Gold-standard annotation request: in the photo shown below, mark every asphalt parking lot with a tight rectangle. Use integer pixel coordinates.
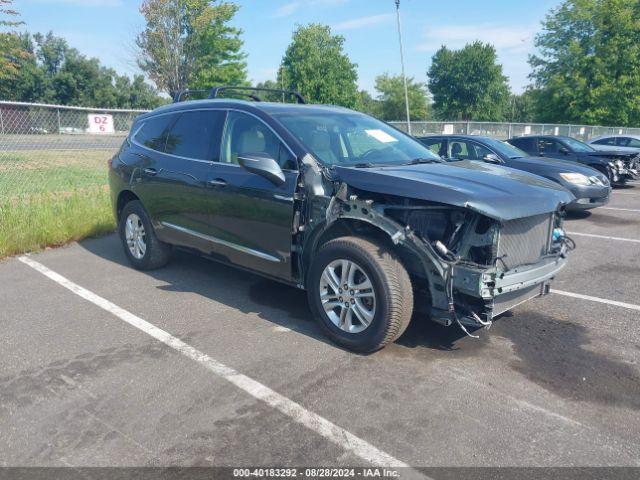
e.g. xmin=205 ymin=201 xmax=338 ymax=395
xmin=1 ymin=186 xmax=639 ymax=470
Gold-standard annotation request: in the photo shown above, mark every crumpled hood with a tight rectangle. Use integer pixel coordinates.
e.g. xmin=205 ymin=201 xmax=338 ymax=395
xmin=333 ymin=160 xmax=575 ymax=221
xmin=584 ymin=150 xmax=635 ymax=160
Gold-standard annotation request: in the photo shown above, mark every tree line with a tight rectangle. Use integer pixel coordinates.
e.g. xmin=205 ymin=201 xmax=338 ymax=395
xmin=1 ymin=0 xmax=639 ymax=127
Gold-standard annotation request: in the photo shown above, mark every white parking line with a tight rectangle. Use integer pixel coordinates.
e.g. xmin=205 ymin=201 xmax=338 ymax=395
xmin=18 ymin=255 xmax=413 ymax=470
xmin=567 ymin=231 xmax=640 ymax=244
xmin=600 ymin=207 xmax=640 ymax=212
xmin=552 ymin=289 xmax=640 ymax=312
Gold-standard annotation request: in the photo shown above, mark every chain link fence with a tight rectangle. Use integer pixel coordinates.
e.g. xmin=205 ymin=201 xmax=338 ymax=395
xmin=0 ymin=101 xmax=148 ymax=256
xmin=0 ymin=101 xmax=147 ymax=198
xmin=389 ymin=120 xmax=640 ymax=141
xmin=2 ymin=100 xmax=640 ymax=256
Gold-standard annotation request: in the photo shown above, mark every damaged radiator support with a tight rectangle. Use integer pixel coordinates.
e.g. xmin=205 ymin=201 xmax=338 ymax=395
xmin=322 ymin=184 xmax=569 ymax=337
xmin=324 ymin=185 xmax=493 ymax=336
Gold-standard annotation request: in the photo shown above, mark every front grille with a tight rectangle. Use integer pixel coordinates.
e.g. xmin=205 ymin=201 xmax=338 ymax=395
xmin=497 ymin=214 xmax=552 ymax=270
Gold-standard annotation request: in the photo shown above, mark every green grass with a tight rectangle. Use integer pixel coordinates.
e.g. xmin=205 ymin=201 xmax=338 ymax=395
xmin=0 ymin=149 xmax=116 ymax=258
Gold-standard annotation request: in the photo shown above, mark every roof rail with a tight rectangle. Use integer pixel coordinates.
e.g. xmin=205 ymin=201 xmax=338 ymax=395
xmin=173 ymin=86 xmax=306 ymax=104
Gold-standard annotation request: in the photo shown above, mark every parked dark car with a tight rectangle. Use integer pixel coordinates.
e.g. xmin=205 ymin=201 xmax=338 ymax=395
xmin=109 ymin=86 xmax=574 ymax=352
xmin=417 ymin=135 xmax=611 ymax=211
xmin=507 ymin=135 xmax=638 ymax=185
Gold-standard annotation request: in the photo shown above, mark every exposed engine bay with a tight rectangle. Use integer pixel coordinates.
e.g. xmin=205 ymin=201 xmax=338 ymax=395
xmin=292 ymin=154 xmax=574 ymax=337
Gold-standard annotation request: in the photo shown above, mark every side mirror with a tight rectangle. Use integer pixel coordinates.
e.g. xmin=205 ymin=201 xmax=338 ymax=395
xmin=482 ymin=153 xmax=503 ymax=164
xmin=238 ymin=153 xmax=286 ymax=186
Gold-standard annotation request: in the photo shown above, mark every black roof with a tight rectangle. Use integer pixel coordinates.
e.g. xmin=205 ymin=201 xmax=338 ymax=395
xmin=137 ymin=98 xmax=354 ymax=121
xmin=418 ymin=134 xmax=496 ymax=142
xmin=509 ymin=135 xmax=572 ymax=141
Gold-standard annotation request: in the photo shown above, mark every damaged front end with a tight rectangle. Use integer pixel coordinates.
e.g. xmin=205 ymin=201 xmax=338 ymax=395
xmin=295 ymin=157 xmax=573 ymax=335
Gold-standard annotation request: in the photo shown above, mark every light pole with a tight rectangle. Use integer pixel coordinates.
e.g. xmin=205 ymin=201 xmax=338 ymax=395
xmin=395 ymin=0 xmax=411 ymax=134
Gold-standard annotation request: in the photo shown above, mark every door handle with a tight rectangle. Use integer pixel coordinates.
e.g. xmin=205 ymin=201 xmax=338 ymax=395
xmin=208 ymin=178 xmax=227 ymax=187
xmin=143 ymin=167 xmax=157 ymax=176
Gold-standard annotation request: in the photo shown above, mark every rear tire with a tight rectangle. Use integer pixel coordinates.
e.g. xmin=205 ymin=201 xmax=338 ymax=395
xmin=118 ymin=200 xmax=170 ymax=270
xmin=307 ymin=236 xmax=413 ymax=353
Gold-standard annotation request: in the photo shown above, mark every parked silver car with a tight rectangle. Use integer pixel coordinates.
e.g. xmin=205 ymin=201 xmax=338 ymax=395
xmin=588 ymin=134 xmax=640 ymax=153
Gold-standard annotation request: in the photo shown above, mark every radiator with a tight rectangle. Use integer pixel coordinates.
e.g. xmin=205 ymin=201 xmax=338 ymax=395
xmin=496 ymin=214 xmax=552 ymax=270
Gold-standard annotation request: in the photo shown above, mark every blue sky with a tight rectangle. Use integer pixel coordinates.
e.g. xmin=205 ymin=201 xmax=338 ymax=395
xmin=16 ymin=0 xmax=561 ymax=94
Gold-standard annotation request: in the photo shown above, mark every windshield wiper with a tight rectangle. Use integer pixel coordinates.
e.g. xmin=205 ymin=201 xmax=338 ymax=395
xmin=353 ymin=162 xmax=375 ymax=168
xmin=405 ymin=158 xmax=441 ymax=165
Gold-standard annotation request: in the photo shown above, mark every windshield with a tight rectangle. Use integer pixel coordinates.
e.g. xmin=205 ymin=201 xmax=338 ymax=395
xmin=562 ymin=137 xmax=596 ymax=153
xmin=482 ymin=138 xmax=528 ymax=159
xmin=273 ymin=111 xmax=443 ymax=167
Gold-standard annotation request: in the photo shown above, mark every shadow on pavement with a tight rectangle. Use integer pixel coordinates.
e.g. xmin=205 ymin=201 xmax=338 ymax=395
xmin=79 ymin=234 xmax=477 ymax=355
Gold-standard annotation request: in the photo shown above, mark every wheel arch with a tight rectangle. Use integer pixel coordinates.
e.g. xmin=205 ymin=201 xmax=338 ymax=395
xmin=116 ymin=190 xmax=141 ymax=220
xmin=301 ymin=217 xmax=432 ymax=291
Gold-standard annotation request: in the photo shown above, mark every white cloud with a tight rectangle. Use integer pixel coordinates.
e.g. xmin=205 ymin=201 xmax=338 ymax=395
xmin=273 ymin=2 xmax=301 ymax=18
xmin=333 ymin=13 xmax=393 ymax=31
xmin=272 ymin=0 xmax=349 ymax=18
xmin=417 ymin=23 xmax=537 ymax=54
xmin=417 ymin=22 xmax=539 ymax=92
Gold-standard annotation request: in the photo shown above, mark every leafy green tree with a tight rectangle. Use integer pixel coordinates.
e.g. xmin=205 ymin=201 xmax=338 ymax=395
xmin=279 ymin=24 xmax=359 ymax=107
xmin=530 ymin=0 xmax=640 ymax=126
xmin=0 ymin=0 xmax=28 ymax=80
xmin=356 ymin=89 xmax=381 ymax=118
xmin=506 ymin=91 xmax=539 ymax=123
xmin=136 ymin=0 xmax=247 ymax=98
xmin=1 ymin=31 xmax=163 ymax=109
xmin=0 ymin=33 xmax=47 ymax=101
xmin=374 ymin=73 xmax=431 ymax=121
xmin=253 ymin=79 xmax=288 ymax=102
xmin=428 ymin=41 xmax=510 ymax=121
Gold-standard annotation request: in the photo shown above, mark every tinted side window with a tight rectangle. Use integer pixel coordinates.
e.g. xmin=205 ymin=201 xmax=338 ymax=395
xmin=448 ymin=140 xmax=491 ymax=160
xmin=419 ymin=138 xmax=443 ymax=156
xmin=469 ymin=142 xmax=492 ymax=160
xmin=164 ymin=110 xmax=226 ymax=161
xmin=619 ymin=137 xmax=640 ymax=148
xmin=221 ymin=111 xmax=297 ymax=170
xmin=449 ymin=140 xmax=469 ymax=159
xmin=539 ymin=138 xmax=560 ymax=154
xmin=510 ymin=137 xmax=536 ymax=153
xmin=134 ymin=115 xmax=174 ymax=152
xmin=593 ymin=137 xmax=616 ymax=146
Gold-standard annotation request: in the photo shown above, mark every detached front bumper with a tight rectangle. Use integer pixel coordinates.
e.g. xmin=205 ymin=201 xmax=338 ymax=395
xmin=430 ymin=255 xmax=568 ymax=327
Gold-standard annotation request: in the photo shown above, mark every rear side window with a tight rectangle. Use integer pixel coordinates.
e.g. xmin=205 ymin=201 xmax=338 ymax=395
xmin=510 ymin=137 xmax=536 ymax=153
xmin=164 ymin=110 xmax=226 ymax=161
xmin=134 ymin=115 xmax=174 ymax=152
xmin=619 ymin=137 xmax=640 ymax=148
xmin=593 ymin=137 xmax=616 ymax=146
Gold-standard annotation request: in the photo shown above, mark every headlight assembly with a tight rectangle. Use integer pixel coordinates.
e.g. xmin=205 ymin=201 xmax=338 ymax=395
xmin=559 ymin=172 xmax=591 ymax=185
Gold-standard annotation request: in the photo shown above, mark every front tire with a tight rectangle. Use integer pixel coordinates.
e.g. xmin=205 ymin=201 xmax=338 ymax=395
xmin=307 ymin=236 xmax=413 ymax=353
xmin=118 ymin=200 xmax=170 ymax=270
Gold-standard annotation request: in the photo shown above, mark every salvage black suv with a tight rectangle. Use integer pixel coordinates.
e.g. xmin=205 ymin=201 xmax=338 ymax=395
xmin=109 ymin=87 xmax=575 ymax=352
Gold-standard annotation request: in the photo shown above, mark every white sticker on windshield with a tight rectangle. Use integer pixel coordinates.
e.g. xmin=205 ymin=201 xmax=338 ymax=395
xmin=365 ymin=129 xmax=398 ymax=143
